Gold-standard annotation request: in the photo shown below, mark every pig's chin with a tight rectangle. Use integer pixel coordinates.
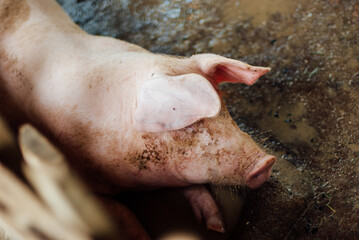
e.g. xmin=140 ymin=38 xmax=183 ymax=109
xmin=209 ymin=178 xmax=246 ymax=188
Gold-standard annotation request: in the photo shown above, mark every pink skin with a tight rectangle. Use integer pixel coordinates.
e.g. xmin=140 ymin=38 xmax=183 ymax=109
xmin=183 ymin=186 xmax=226 ymax=233
xmin=0 ymin=0 xmax=276 ymax=237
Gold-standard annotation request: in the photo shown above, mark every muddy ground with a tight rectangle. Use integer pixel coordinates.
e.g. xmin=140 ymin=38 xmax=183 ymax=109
xmin=58 ymin=0 xmax=359 ymax=239
xmin=1 ymin=0 xmax=358 ymax=239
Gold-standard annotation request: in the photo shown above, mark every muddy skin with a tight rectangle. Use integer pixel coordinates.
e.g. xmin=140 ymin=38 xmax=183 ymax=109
xmin=0 ymin=0 xmax=30 ymax=35
xmin=0 ymin=1 xmax=30 ymax=125
xmin=134 ymin=105 xmax=264 ymax=186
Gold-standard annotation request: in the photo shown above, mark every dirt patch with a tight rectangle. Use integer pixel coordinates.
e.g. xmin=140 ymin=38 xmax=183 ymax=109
xmin=218 ymin=0 xmax=310 ymax=26
xmin=0 ymin=0 xmax=30 ymax=35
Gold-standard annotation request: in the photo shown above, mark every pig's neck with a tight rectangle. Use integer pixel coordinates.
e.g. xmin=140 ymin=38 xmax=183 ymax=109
xmin=0 ymin=0 xmax=143 ymax=125
xmin=0 ymin=0 xmax=79 ymax=121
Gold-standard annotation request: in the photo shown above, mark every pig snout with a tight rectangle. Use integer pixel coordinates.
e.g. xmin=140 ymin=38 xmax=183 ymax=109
xmin=211 ymin=118 xmax=277 ymax=188
xmin=245 ymin=155 xmax=276 ymax=189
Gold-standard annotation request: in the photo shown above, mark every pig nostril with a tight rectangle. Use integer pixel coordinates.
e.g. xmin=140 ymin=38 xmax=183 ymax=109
xmin=245 ymin=155 xmax=276 ymax=189
xmin=251 ymin=173 xmax=261 ymax=179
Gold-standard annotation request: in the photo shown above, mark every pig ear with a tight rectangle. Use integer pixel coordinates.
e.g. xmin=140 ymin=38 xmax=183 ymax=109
xmin=191 ymin=54 xmax=271 ymax=85
xmin=134 ymin=74 xmax=221 ymax=132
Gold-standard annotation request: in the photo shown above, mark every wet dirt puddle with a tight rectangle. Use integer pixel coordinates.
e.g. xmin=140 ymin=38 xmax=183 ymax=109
xmin=217 ymin=0 xmax=310 ymax=26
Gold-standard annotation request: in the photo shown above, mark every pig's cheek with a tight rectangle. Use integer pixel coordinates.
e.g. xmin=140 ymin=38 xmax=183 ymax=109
xmin=163 ymin=142 xmax=225 ymax=183
xmin=203 ymin=149 xmax=247 ymax=185
xmin=170 ymin=150 xmax=209 ymax=184
xmin=167 ymin=144 xmax=238 ymax=184
xmin=131 ymin=132 xmax=202 ymax=183
xmin=129 ymin=135 xmax=170 ymax=171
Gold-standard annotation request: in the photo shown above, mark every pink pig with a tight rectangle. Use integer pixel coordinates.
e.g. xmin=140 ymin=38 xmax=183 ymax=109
xmin=0 ymin=0 xmax=276 ymax=238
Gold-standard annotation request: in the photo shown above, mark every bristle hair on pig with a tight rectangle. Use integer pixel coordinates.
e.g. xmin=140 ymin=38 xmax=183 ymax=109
xmin=0 ymin=0 xmax=276 ymax=237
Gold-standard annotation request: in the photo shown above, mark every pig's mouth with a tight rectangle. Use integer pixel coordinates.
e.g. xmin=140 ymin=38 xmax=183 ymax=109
xmin=245 ymin=155 xmax=276 ymax=189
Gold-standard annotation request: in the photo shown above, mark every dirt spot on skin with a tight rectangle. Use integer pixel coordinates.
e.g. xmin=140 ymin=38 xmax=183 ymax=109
xmin=0 ymin=0 xmax=30 ymax=35
xmin=0 ymin=201 xmax=9 ymax=214
xmin=130 ymin=134 xmax=169 ymax=170
xmin=0 ymin=45 xmax=33 ymax=94
xmin=0 ymin=47 xmax=32 ymax=129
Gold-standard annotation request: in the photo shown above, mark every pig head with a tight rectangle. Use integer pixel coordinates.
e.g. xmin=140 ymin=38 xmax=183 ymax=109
xmin=129 ymin=53 xmax=276 ymax=190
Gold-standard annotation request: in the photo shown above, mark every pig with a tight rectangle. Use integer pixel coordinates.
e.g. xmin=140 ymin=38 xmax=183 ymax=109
xmin=0 ymin=0 xmax=276 ymax=238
